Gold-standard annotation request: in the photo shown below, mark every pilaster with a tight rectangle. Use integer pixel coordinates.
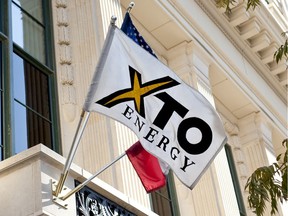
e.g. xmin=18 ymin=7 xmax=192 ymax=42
xmin=223 ymin=119 xmax=250 ymax=212
xmin=238 ymin=112 xmax=275 ymax=173
xmin=55 ymin=0 xmax=76 ymax=123
xmin=238 ymin=112 xmax=280 ymax=215
xmin=99 ymin=0 xmax=123 ymax=36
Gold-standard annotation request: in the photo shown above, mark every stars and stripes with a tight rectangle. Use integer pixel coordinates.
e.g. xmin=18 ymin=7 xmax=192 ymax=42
xmin=121 ymin=13 xmax=157 ymax=57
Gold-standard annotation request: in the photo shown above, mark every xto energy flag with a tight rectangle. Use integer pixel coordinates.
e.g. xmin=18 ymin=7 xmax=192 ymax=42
xmin=84 ymin=24 xmax=227 ymax=189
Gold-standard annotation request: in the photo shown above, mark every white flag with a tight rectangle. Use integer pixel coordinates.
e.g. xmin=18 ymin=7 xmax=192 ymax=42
xmin=84 ymin=25 xmax=227 ymax=189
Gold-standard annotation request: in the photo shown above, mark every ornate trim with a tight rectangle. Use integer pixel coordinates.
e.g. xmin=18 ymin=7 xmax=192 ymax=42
xmin=55 ymin=0 xmax=76 ymax=121
xmin=195 ymin=0 xmax=287 ymax=99
xmin=75 ymin=181 xmax=135 ymax=216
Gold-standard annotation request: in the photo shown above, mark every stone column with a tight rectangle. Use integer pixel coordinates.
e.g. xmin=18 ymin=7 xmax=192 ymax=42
xmin=238 ymin=112 xmax=284 ymax=215
xmin=98 ymin=0 xmax=123 ymax=36
xmin=238 ymin=112 xmax=275 ymax=173
xmin=223 ymin=119 xmax=250 ymax=212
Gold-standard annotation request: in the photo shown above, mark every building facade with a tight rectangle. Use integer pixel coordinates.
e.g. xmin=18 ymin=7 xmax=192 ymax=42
xmin=0 ymin=0 xmax=287 ymax=215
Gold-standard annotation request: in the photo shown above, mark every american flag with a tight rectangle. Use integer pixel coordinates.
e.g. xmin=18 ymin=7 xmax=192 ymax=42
xmin=121 ymin=12 xmax=157 ymax=58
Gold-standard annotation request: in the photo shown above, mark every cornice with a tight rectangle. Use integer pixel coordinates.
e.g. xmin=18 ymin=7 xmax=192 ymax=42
xmin=195 ymin=0 xmax=287 ymax=103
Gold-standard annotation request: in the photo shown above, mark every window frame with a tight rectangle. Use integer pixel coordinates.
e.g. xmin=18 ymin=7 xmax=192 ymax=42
xmin=0 ymin=42 xmax=3 ymax=160
xmin=225 ymin=144 xmax=247 ymax=216
xmin=150 ymin=172 xmax=180 ymax=216
xmin=0 ymin=0 xmax=61 ymax=159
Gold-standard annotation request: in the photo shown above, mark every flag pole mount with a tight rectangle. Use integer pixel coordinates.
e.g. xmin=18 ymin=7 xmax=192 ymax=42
xmin=51 ymin=179 xmax=68 ymax=209
xmin=127 ymin=2 xmax=135 ymax=13
xmin=53 ymin=110 xmax=91 ymax=197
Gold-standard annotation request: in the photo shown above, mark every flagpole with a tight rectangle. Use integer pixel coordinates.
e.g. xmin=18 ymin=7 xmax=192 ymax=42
xmin=54 ymin=110 xmax=91 ymax=197
xmin=61 ymin=152 xmax=126 ymax=201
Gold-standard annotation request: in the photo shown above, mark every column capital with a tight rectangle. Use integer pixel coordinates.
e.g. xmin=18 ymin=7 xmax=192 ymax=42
xmin=223 ymin=119 xmax=239 ymax=136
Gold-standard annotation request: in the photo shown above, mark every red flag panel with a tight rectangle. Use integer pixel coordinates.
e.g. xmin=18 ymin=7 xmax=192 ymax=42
xmin=126 ymin=141 xmax=166 ymax=193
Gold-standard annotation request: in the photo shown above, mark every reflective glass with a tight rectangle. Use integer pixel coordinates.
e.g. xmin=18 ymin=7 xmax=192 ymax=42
xmin=13 ymin=52 xmax=52 ymax=153
xmin=0 ymin=2 xmax=2 ymax=32
xmin=14 ymin=101 xmax=52 ymax=154
xmin=151 ymin=186 xmax=173 ymax=216
xmin=12 ymin=1 xmax=45 ymax=64
xmin=13 ymin=0 xmax=43 ymax=23
xmin=0 ymin=93 xmax=2 ymax=160
xmin=0 ymin=42 xmax=1 ymax=89
xmin=13 ymin=53 xmax=51 ymax=119
xmin=0 ymin=42 xmax=2 ymax=160
xmin=14 ymin=101 xmax=28 ymax=153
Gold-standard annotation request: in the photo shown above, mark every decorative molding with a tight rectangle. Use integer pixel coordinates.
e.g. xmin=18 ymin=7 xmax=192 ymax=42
xmin=165 ymin=41 xmax=197 ymax=86
xmin=75 ymin=181 xmax=135 ymax=216
xmin=55 ymin=0 xmax=76 ymax=122
xmin=220 ymin=115 xmax=249 ymax=189
xmin=195 ymin=0 xmax=287 ymax=101
xmin=223 ymin=120 xmax=239 ymax=136
xmin=255 ymin=112 xmax=275 ymax=154
xmin=56 ymin=0 xmax=67 ymax=9
xmin=57 ymin=26 xmax=70 ymax=45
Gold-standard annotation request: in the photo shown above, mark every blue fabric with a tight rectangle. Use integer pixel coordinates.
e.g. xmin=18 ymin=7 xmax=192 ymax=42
xmin=121 ymin=13 xmax=157 ymax=58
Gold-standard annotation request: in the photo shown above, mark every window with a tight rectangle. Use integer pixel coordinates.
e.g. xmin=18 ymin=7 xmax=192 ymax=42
xmin=0 ymin=2 xmax=2 ymax=32
xmin=12 ymin=0 xmax=45 ymax=64
xmin=0 ymin=42 xmax=2 ymax=160
xmin=151 ymin=173 xmax=180 ymax=216
xmin=0 ymin=0 xmax=60 ymax=160
xmin=13 ymin=52 xmax=52 ymax=153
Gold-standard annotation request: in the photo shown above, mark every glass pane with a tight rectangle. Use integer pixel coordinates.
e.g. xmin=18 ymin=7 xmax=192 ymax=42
xmin=14 ymin=101 xmax=52 ymax=154
xmin=13 ymin=0 xmax=44 ymax=23
xmin=0 ymin=2 xmax=2 ymax=32
xmin=0 ymin=93 xmax=2 ymax=161
xmin=0 ymin=42 xmax=2 ymax=160
xmin=0 ymin=40 xmax=2 ymax=88
xmin=13 ymin=53 xmax=51 ymax=119
xmin=151 ymin=186 xmax=173 ymax=216
xmin=14 ymin=101 xmax=28 ymax=153
xmin=12 ymin=2 xmax=45 ymax=64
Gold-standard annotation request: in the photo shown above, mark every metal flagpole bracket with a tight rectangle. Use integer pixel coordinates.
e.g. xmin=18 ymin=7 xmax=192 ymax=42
xmin=51 ymin=179 xmax=69 ymax=209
